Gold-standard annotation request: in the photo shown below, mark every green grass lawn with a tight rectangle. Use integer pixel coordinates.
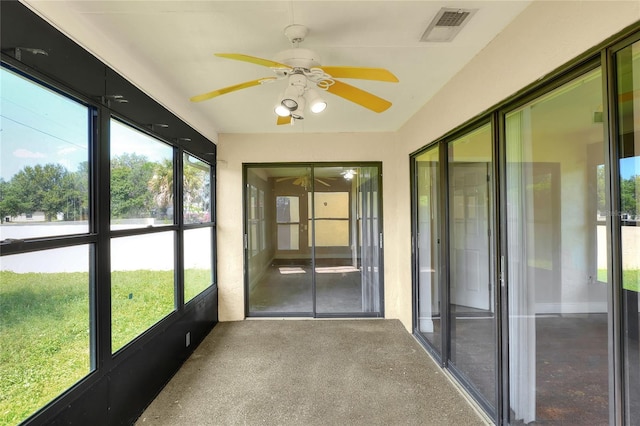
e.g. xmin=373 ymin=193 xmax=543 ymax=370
xmin=1 ymin=268 xmax=211 ymax=426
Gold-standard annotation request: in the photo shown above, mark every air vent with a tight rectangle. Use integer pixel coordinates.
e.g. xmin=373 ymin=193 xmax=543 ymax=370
xmin=420 ymin=8 xmax=477 ymax=42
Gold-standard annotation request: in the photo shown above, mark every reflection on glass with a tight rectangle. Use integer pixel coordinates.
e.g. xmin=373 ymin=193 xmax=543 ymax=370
xmin=616 ymin=40 xmax=640 ymax=423
xmin=447 ymin=124 xmax=496 ymax=410
xmin=506 ymin=68 xmax=608 ymax=424
xmin=110 ymin=119 xmax=173 ymax=229
xmin=184 ymin=228 xmax=213 ymax=303
xmin=0 ymin=67 xmax=89 ymax=240
xmin=111 ymin=232 xmax=175 ymax=352
xmin=0 ymin=246 xmax=92 ymax=424
xmin=416 ymin=146 xmax=441 ymax=355
xmin=183 ymin=153 xmax=211 ymax=224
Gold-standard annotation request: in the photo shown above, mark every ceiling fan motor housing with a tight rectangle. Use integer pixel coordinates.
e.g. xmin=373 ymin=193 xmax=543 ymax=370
xmin=274 ymin=48 xmax=321 ymax=70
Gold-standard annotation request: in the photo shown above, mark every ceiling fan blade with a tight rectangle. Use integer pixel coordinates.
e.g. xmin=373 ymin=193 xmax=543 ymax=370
xmin=324 ymin=80 xmax=392 ymax=113
xmin=315 ymin=178 xmax=331 ymax=187
xmin=318 ymin=66 xmax=399 ymax=82
xmin=190 ymin=77 xmax=276 ymax=102
xmin=277 ymin=115 xmax=292 ymax=126
xmin=216 ymin=53 xmax=291 ymax=70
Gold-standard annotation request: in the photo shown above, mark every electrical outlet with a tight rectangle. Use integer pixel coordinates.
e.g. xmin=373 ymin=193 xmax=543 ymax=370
xmin=185 ymin=331 xmax=191 ymax=347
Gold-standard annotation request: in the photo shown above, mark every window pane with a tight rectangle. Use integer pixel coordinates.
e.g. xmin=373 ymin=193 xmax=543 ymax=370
xmin=276 ymin=196 xmax=299 ymax=223
xmin=184 ymin=228 xmax=213 ymax=303
xmin=616 ymin=39 xmax=640 ymax=423
xmin=0 ymin=67 xmax=89 ymax=239
xmin=183 ymin=153 xmax=211 ymax=224
xmin=415 ymin=146 xmax=441 ymax=355
xmin=447 ymin=123 xmax=496 ymax=410
xmin=111 ymin=232 xmax=175 ymax=352
xmin=311 ymin=220 xmax=349 ymax=246
xmin=506 ymin=68 xmax=608 ymax=424
xmin=277 ymin=224 xmax=300 ymax=250
xmin=0 ymin=246 xmax=92 ymax=424
xmin=110 ymin=120 xmax=173 ymax=229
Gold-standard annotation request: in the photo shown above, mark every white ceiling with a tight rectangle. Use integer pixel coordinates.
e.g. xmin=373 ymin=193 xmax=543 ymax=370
xmin=23 ymin=0 xmax=532 ymax=140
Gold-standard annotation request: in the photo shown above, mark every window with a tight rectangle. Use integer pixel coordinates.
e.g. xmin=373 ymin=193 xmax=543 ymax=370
xmin=309 ymin=192 xmax=350 ymax=247
xmin=276 ymin=195 xmax=301 ymax=250
xmin=184 ymin=227 xmax=213 ymax=303
xmin=0 ymin=67 xmax=89 ymax=239
xmin=0 ymin=66 xmax=94 ymax=424
xmin=183 ymin=153 xmax=211 ymax=224
xmin=0 ymin=247 xmax=93 ymax=424
xmin=110 ymin=119 xmax=174 ymax=229
xmin=111 ymin=232 xmax=175 ymax=353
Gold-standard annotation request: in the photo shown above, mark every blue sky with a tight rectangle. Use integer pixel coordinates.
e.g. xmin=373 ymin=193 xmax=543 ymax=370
xmin=1 ymin=68 xmax=172 ymax=182
xmin=620 ymin=157 xmax=639 ymax=180
xmin=1 ymin=67 xmax=89 ymax=181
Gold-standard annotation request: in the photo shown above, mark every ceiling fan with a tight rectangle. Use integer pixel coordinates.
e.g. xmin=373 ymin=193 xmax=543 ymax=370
xmin=190 ymin=24 xmax=399 ymax=125
xmin=276 ymin=175 xmax=334 ymax=190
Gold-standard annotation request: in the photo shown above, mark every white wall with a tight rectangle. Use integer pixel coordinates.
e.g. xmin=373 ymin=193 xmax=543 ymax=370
xmin=217 ymin=132 xmax=397 ymax=321
xmin=217 ymin=1 xmax=640 ymax=331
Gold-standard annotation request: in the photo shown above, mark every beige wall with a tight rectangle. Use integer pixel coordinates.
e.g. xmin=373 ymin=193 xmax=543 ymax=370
xmin=218 ymin=1 xmax=640 ymax=331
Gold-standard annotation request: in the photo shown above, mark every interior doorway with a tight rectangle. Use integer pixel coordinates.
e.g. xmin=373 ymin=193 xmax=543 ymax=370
xmin=244 ymin=163 xmax=383 ymax=317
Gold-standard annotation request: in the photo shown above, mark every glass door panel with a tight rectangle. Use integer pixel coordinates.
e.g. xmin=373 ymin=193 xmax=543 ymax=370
xmin=505 ymin=68 xmax=609 ymax=425
xmin=415 ymin=146 xmax=442 ymax=355
xmin=314 ymin=166 xmax=382 ymax=314
xmin=247 ymin=166 xmax=313 ymax=314
xmin=447 ymin=124 xmax=497 ymax=410
xmin=615 ymin=39 xmax=640 ymax=424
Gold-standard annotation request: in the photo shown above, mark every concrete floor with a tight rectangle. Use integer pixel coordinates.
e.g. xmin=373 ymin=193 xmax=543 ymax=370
xmin=135 ymin=320 xmax=490 ymax=425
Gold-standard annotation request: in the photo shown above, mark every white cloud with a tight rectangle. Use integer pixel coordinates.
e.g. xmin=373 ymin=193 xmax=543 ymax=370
xmin=13 ymin=148 xmax=46 ymax=158
xmin=57 ymin=146 xmax=78 ymax=155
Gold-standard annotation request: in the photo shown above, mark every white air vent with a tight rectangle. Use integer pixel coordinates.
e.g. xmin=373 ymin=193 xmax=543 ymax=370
xmin=421 ymin=8 xmax=477 ymax=42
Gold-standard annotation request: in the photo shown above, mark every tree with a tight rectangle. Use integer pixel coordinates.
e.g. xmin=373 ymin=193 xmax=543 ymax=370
xmin=0 ymin=178 xmax=28 ymax=223
xmin=148 ymin=158 xmax=173 ymax=219
xmin=620 ymin=174 xmax=638 ymax=218
xmin=110 ymin=153 xmax=155 ymax=218
xmin=8 ymin=164 xmax=80 ymax=221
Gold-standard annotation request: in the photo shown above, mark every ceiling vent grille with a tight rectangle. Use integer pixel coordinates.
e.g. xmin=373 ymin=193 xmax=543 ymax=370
xmin=420 ymin=8 xmax=477 ymax=42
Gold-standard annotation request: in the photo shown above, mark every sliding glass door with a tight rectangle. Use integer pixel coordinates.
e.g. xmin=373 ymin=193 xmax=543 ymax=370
xmin=245 ymin=164 xmax=383 ymax=317
xmin=415 ymin=145 xmax=442 ymax=356
xmin=447 ymin=124 xmax=497 ymax=411
xmin=505 ymin=67 xmax=609 ymax=425
xmin=614 ymin=37 xmax=640 ymax=424
xmin=413 ymin=123 xmax=498 ymax=417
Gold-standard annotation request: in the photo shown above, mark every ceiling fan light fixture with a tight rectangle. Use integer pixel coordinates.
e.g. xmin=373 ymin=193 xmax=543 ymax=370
xmin=290 ymin=94 xmax=305 ymax=120
xmin=275 ymin=104 xmax=291 ymax=117
xmin=306 ymin=89 xmax=327 ymax=113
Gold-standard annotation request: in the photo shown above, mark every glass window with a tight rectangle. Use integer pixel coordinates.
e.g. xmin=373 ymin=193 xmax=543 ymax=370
xmin=615 ymin=39 xmax=640 ymax=424
xmin=111 ymin=232 xmax=175 ymax=352
xmin=415 ymin=146 xmax=442 ymax=355
xmin=276 ymin=196 xmax=300 ymax=250
xmin=184 ymin=227 xmax=213 ymax=303
xmin=110 ymin=119 xmax=173 ymax=229
xmin=0 ymin=246 xmax=92 ymax=424
xmin=309 ymin=192 xmax=350 ymax=247
xmin=0 ymin=67 xmax=89 ymax=239
xmin=183 ymin=153 xmax=211 ymax=224
xmin=505 ymin=68 xmax=608 ymax=425
xmin=447 ymin=124 xmax=496 ymax=410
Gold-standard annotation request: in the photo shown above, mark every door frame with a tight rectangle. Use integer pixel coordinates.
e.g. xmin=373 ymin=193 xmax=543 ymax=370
xmin=243 ymin=162 xmax=385 ymax=318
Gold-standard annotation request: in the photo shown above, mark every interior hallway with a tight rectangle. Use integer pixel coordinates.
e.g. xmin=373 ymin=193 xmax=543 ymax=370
xmin=135 ymin=320 xmax=489 ymax=425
